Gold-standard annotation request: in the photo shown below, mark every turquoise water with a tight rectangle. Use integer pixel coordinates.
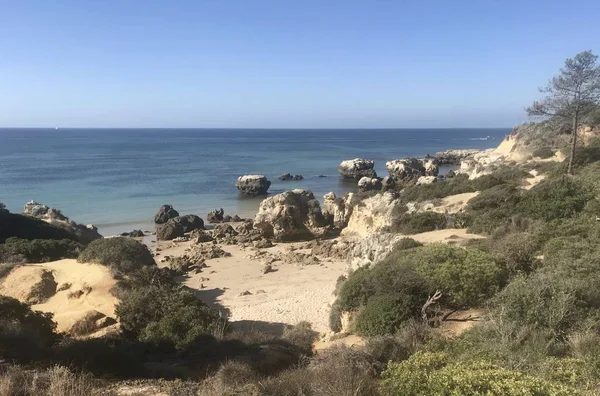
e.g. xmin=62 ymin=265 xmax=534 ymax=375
xmin=0 ymin=128 xmax=508 ymax=235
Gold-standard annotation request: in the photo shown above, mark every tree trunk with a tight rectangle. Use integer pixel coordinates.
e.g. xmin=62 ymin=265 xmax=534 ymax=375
xmin=567 ymin=111 xmax=579 ymax=175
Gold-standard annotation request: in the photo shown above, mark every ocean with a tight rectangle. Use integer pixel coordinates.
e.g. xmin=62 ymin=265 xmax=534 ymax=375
xmin=0 ymin=128 xmax=509 ymax=235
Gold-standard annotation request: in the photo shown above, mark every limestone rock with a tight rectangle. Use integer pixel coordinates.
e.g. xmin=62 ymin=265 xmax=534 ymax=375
xmin=341 ymin=192 xmax=400 ymax=238
xmin=338 ymin=158 xmax=377 ymax=180
xmin=385 ymin=158 xmax=425 ymax=182
xmin=381 ymin=176 xmax=396 ymax=191
xmin=357 ymin=177 xmax=382 ymax=192
xmin=154 ymin=205 xmax=179 ymax=224
xmin=171 ymin=215 xmax=204 ymax=233
xmin=321 ymin=192 xmax=355 ymax=230
xmin=254 ymin=189 xmax=328 ymax=241
xmin=435 ymin=149 xmax=482 ymax=165
xmin=279 ymin=173 xmax=304 ymax=181
xmin=416 ymin=175 xmax=437 ymax=185
xmin=236 ymin=175 xmax=271 ymax=196
xmin=207 ymin=208 xmax=225 ymax=223
xmin=23 ymin=201 xmax=102 ymax=244
xmin=422 ymin=157 xmax=440 ymax=176
xmin=190 ymin=229 xmax=213 ymax=243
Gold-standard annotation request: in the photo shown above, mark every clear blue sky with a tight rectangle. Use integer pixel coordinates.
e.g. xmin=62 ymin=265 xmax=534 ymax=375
xmin=1 ymin=0 xmax=598 ymax=128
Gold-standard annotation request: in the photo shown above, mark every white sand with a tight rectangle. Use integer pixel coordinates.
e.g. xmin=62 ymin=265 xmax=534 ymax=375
xmin=0 ymin=259 xmax=118 ymax=333
xmin=410 ymin=228 xmax=485 ymax=244
xmin=157 ymin=242 xmax=347 ymax=334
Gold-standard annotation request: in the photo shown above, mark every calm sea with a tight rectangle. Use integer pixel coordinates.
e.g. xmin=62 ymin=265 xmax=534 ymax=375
xmin=0 ymin=128 xmax=509 ymax=235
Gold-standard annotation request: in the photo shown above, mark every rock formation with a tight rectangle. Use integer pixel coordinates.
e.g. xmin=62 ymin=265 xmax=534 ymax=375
xmin=385 ymin=158 xmax=426 ymax=182
xmin=321 ymin=192 xmax=356 ymax=230
xmin=171 ymin=214 xmax=205 ymax=233
xmin=422 ymin=157 xmax=440 ymax=176
xmin=154 ymin=205 xmax=179 ymax=224
xmin=338 ymin=158 xmax=377 ymax=180
xmin=435 ymin=149 xmax=482 ymax=165
xmin=381 ymin=176 xmax=396 ymax=191
xmin=279 ymin=173 xmax=304 ymax=181
xmin=341 ymin=192 xmax=401 ymax=238
xmin=207 ymin=208 xmax=224 ymax=223
xmin=156 ymin=218 xmax=185 ymax=240
xmin=357 ymin=177 xmax=382 ymax=192
xmin=22 ymin=201 xmax=101 ymax=244
xmin=416 ymin=175 xmax=437 ymax=185
xmin=254 ymin=189 xmax=329 ymax=241
xmin=236 ymin=175 xmax=271 ymax=196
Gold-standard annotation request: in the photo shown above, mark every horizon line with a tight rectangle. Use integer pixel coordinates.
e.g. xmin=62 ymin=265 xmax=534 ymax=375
xmin=0 ymin=126 xmax=515 ymax=130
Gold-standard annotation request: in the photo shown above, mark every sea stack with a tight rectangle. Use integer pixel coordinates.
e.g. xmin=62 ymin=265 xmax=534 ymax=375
xmin=235 ymin=175 xmax=271 ymax=196
xmin=338 ymin=158 xmax=377 ymax=180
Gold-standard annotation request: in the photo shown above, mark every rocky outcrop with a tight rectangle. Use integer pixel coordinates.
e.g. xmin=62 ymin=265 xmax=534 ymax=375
xmin=338 ymin=158 xmax=377 ymax=180
xmin=254 ymin=189 xmax=328 ymax=241
xmin=207 ymin=208 xmax=224 ymax=223
xmin=22 ymin=201 xmax=101 ymax=244
xmin=341 ymin=192 xmax=401 ymax=238
xmin=385 ymin=158 xmax=426 ymax=182
xmin=171 ymin=215 xmax=204 ymax=233
xmin=121 ymin=230 xmax=144 ymax=238
xmin=381 ymin=176 xmax=396 ymax=191
xmin=156 ymin=218 xmax=185 ymax=240
xmin=236 ymin=175 xmax=271 ymax=196
xmin=154 ymin=205 xmax=179 ymax=224
xmin=357 ymin=177 xmax=382 ymax=192
xmin=416 ymin=176 xmax=437 ymax=185
xmin=279 ymin=173 xmax=304 ymax=181
xmin=435 ymin=149 xmax=482 ymax=165
xmin=321 ymin=192 xmax=356 ymax=230
xmin=422 ymin=158 xmax=440 ymax=176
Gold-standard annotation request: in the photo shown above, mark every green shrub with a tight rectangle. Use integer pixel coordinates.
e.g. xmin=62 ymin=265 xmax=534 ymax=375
xmin=365 ymin=319 xmax=433 ymax=367
xmin=381 ymin=351 xmax=579 ymax=396
xmin=517 ymin=178 xmax=594 ymax=222
xmin=393 ymin=237 xmax=423 ymax=251
xmin=354 ymin=294 xmax=416 ymax=336
xmin=116 ymin=284 xmax=222 ymax=348
xmin=570 ymin=138 xmax=600 ymax=169
xmin=490 ymin=232 xmax=540 ymax=276
xmin=0 ymin=295 xmax=57 ymax=362
xmin=0 ymin=238 xmax=82 ymax=263
xmin=415 ymin=244 xmax=506 ymax=307
xmin=78 ymin=237 xmax=155 ymax=275
xmin=328 ymin=300 xmax=343 ymax=332
xmin=0 ymin=211 xmax=78 ymax=243
xmin=533 ymin=146 xmax=555 ymax=159
xmin=391 ymin=211 xmax=447 ymax=234
xmin=281 ymin=321 xmax=319 ymax=354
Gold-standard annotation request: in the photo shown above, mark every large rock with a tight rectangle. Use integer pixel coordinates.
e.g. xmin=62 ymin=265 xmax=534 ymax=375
xmin=357 ymin=177 xmax=382 ymax=192
xmin=338 ymin=158 xmax=377 ymax=180
xmin=341 ymin=192 xmax=401 ymax=238
xmin=381 ymin=176 xmax=396 ymax=191
xmin=254 ymin=189 xmax=329 ymax=241
xmin=279 ymin=173 xmax=304 ymax=181
xmin=154 ymin=205 xmax=179 ymax=224
xmin=171 ymin=215 xmax=204 ymax=233
xmin=236 ymin=175 xmax=271 ymax=196
xmin=321 ymin=192 xmax=356 ymax=230
xmin=385 ymin=158 xmax=426 ymax=182
xmin=422 ymin=158 xmax=440 ymax=176
xmin=435 ymin=149 xmax=482 ymax=165
xmin=22 ymin=201 xmax=101 ymax=244
xmin=416 ymin=176 xmax=437 ymax=185
xmin=156 ymin=218 xmax=185 ymax=240
xmin=206 ymin=208 xmax=225 ymax=223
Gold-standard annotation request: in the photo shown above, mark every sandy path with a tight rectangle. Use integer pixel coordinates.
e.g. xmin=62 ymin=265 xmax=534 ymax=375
xmin=410 ymin=228 xmax=485 ymax=244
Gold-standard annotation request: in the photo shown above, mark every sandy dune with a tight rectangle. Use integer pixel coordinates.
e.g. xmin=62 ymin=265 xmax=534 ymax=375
xmin=410 ymin=228 xmax=485 ymax=244
xmin=0 ymin=259 xmax=118 ymax=333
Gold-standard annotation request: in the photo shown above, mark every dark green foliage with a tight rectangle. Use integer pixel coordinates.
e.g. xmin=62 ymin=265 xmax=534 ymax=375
xmin=393 ymin=237 xmax=423 ymax=251
xmin=354 ymin=294 xmax=416 ymax=336
xmin=391 ymin=211 xmax=447 ymax=234
xmin=115 ymin=283 xmax=222 ymax=348
xmin=0 ymin=295 xmax=58 ymax=362
xmin=533 ymin=146 xmax=555 ymax=159
xmin=0 ymin=211 xmax=77 ymax=243
xmin=490 ymin=232 xmax=540 ymax=276
xmin=414 ymin=244 xmax=506 ymax=307
xmin=0 ymin=238 xmax=82 ymax=263
xmin=281 ymin=321 xmax=319 ymax=355
xmin=78 ymin=237 xmax=155 ymax=275
xmin=516 ymin=178 xmax=594 ymax=221
xmin=329 ymin=300 xmax=343 ymax=332
xmin=569 ymin=138 xmax=600 ymax=169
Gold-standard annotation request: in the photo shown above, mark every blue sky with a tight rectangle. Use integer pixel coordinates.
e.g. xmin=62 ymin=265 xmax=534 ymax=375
xmin=1 ymin=0 xmax=598 ymax=128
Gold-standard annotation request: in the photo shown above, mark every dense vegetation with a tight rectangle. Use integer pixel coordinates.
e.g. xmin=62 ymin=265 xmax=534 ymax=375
xmin=77 ymin=237 xmax=155 ymax=275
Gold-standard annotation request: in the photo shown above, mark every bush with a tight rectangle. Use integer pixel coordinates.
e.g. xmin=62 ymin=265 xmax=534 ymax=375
xmin=115 ymin=284 xmax=222 ymax=348
xmin=382 ymin=351 xmax=579 ymax=395
xmin=354 ymin=294 xmax=417 ymax=336
xmin=365 ymin=319 xmax=433 ymax=367
xmin=78 ymin=237 xmax=155 ymax=275
xmin=391 ymin=211 xmax=447 ymax=234
xmin=517 ymin=178 xmax=594 ymax=222
xmin=490 ymin=232 xmax=540 ymax=276
xmin=0 ymin=211 xmax=78 ymax=243
xmin=0 ymin=296 xmax=58 ymax=362
xmin=0 ymin=238 xmax=82 ymax=263
xmin=415 ymin=244 xmax=506 ymax=308
xmin=393 ymin=237 xmax=423 ymax=251
xmin=0 ymin=365 xmax=102 ymax=396
xmin=570 ymin=138 xmax=600 ymax=169
xmin=533 ymin=146 xmax=555 ymax=159
xmin=281 ymin=321 xmax=319 ymax=354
